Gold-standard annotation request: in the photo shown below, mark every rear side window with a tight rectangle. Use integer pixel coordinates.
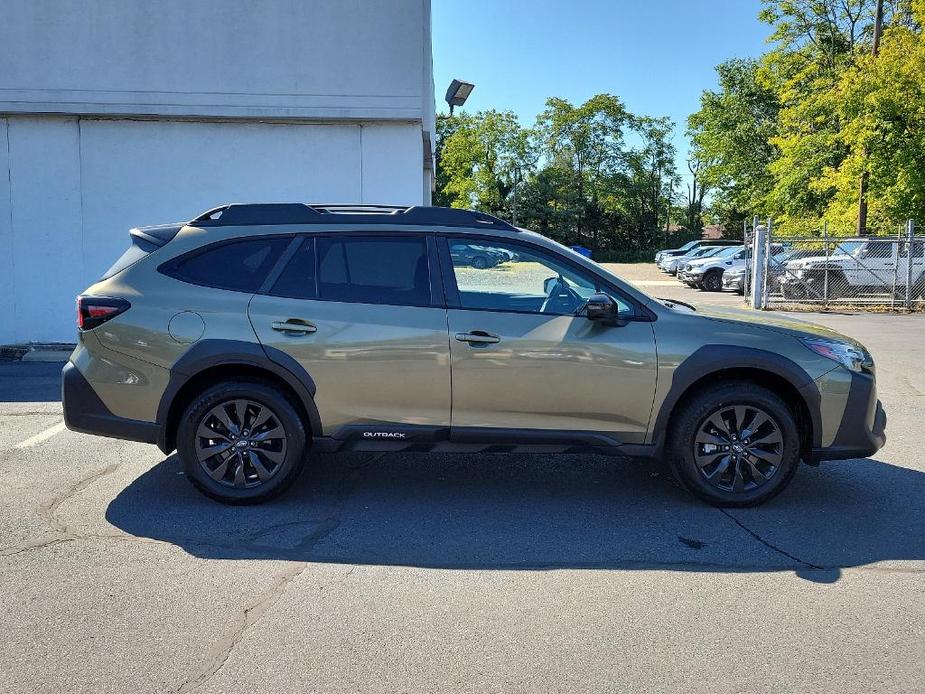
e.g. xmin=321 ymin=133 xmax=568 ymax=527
xmin=163 ymin=237 xmax=288 ymax=292
xmin=270 ymin=238 xmax=317 ymax=299
xmin=280 ymin=236 xmax=430 ymax=306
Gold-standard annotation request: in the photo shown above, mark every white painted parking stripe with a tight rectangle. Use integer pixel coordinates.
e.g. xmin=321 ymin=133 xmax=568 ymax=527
xmin=15 ymin=421 xmax=67 ymax=449
xmin=629 ymin=280 xmax=684 ymax=287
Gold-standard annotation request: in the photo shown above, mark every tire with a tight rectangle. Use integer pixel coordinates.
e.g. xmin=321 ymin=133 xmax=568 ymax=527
xmin=667 ymin=382 xmax=801 ymax=507
xmin=701 ymin=269 xmax=723 ymax=292
xmin=781 ymin=284 xmax=806 ymax=301
xmin=177 ymin=380 xmax=308 ymax=504
xmin=471 ymin=255 xmax=489 ymax=270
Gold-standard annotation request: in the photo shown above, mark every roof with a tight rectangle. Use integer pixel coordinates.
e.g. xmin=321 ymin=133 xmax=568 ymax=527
xmin=192 ymin=203 xmax=518 ymax=231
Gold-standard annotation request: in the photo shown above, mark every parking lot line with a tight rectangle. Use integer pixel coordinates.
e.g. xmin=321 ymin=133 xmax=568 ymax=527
xmin=15 ymin=421 xmax=66 ymax=449
xmin=629 ymin=280 xmax=684 ymax=286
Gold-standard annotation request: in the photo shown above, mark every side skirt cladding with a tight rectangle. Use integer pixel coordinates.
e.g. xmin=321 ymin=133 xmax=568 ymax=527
xmin=314 ymin=424 xmax=654 ymax=457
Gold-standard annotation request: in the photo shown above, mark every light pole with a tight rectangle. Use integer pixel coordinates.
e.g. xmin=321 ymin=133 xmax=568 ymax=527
xmin=444 ymin=79 xmax=474 ymax=116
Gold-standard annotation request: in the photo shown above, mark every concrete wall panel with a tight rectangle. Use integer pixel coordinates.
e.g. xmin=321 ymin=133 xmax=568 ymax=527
xmin=6 ymin=117 xmax=83 ymax=344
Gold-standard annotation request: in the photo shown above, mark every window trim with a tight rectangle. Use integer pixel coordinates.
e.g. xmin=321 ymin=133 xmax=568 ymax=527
xmin=436 ymin=235 xmax=649 ymax=320
xmin=157 ymin=234 xmax=294 ymax=294
xmin=262 ymin=231 xmax=442 ymax=309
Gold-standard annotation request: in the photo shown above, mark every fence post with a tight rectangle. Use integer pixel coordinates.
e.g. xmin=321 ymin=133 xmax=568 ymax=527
xmin=891 ymin=224 xmax=903 ymax=311
xmin=763 ymin=218 xmax=772 ymax=309
xmin=907 ymin=220 xmax=916 ymax=311
xmin=743 ymin=219 xmax=750 ymax=301
xmin=822 ymin=221 xmax=829 ymax=308
xmin=750 ymin=219 xmax=768 ymax=310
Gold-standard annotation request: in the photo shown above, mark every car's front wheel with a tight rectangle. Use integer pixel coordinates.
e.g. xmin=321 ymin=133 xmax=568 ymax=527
xmin=668 ymin=382 xmax=801 ymax=507
xmin=701 ymin=269 xmax=723 ymax=292
xmin=177 ymin=381 xmax=307 ymax=504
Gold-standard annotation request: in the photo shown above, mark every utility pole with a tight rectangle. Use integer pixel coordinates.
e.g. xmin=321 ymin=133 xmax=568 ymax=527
xmin=857 ymin=0 xmax=884 ymax=237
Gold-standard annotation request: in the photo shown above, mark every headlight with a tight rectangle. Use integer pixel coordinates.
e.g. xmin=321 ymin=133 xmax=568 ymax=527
xmin=800 ymin=338 xmax=873 ymax=374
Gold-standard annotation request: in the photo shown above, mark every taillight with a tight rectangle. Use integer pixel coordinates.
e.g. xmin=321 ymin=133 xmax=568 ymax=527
xmin=76 ymin=296 xmax=131 ymax=331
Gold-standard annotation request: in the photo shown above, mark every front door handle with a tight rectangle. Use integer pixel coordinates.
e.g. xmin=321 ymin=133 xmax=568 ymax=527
xmin=271 ymin=319 xmax=317 ymax=335
xmin=455 ymin=330 xmax=501 ymax=344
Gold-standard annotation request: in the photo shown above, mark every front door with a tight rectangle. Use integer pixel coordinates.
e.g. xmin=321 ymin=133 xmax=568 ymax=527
xmin=440 ymin=237 xmax=657 ymax=443
xmin=248 ymin=233 xmax=451 ymax=436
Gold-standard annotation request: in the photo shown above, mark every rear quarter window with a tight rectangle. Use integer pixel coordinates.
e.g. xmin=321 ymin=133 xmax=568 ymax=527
xmin=161 ymin=237 xmax=289 ymax=292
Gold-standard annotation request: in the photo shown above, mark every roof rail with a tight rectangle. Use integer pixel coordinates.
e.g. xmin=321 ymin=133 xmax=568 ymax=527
xmin=191 ymin=203 xmax=518 ymax=230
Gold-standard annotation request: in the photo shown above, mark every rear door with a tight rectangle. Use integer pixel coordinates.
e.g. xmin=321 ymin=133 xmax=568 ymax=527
xmin=439 ymin=236 xmax=657 ymax=442
xmin=248 ymin=233 xmax=451 ymax=437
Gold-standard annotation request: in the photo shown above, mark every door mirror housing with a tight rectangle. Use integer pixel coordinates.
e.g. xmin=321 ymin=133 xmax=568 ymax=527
xmin=584 ymin=293 xmax=625 ymax=326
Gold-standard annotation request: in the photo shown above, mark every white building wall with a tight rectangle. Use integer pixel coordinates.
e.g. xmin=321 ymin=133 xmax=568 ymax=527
xmin=0 ymin=0 xmax=435 ymax=344
xmin=0 ymin=117 xmax=425 ymax=344
xmin=0 ymin=0 xmax=431 ymax=123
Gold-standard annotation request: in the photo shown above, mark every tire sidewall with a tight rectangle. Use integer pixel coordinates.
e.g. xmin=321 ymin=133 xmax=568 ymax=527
xmin=178 ymin=381 xmax=307 ymax=504
xmin=703 ymin=270 xmax=723 ymax=292
xmin=669 ymin=384 xmax=800 ymax=507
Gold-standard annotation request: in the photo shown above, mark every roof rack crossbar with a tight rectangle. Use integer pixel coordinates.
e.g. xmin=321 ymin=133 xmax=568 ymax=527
xmin=191 ymin=203 xmax=518 ymax=230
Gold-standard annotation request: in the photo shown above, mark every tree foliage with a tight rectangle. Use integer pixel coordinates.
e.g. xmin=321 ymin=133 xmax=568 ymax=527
xmin=435 ymin=95 xmax=682 ymax=261
xmin=688 ymin=0 xmax=924 ymax=235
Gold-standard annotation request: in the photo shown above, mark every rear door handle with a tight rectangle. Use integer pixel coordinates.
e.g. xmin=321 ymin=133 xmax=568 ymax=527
xmin=271 ymin=319 xmax=317 ymax=335
xmin=455 ymin=330 xmax=500 ymax=344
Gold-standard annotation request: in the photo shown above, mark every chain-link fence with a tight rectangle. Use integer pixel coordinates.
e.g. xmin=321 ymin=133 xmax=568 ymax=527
xmin=746 ymin=220 xmax=925 ymax=311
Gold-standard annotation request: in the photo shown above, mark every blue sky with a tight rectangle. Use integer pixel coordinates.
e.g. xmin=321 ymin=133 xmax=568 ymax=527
xmin=432 ymin=0 xmax=770 ymax=183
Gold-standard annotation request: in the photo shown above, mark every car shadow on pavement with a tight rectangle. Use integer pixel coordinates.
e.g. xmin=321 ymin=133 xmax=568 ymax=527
xmin=106 ymin=451 xmax=925 ymax=582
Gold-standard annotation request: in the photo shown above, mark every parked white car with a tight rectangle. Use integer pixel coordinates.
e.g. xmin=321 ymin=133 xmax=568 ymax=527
xmin=780 ymin=239 xmax=925 ymax=299
xmin=654 ymin=239 xmax=740 ymax=268
xmin=679 ymin=247 xmax=747 ymax=290
xmin=680 ymin=244 xmax=790 ymax=291
xmin=659 ymin=245 xmax=727 ymax=275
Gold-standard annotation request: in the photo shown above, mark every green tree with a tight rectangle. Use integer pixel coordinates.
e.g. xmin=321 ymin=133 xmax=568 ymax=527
xmin=687 ymin=58 xmax=780 ymax=228
xmin=757 ymin=0 xmax=914 ymax=232
xmin=435 ymin=110 xmax=537 ymax=218
xmin=820 ymin=0 xmax=925 ymax=228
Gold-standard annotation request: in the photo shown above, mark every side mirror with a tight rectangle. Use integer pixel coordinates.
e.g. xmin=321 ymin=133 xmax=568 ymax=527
xmin=584 ymin=293 xmax=625 ymax=326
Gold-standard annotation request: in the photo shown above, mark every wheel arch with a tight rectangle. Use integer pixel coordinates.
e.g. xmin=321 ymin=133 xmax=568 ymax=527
xmin=652 ymin=346 xmax=821 ymax=458
xmin=156 ymin=340 xmax=322 ymax=453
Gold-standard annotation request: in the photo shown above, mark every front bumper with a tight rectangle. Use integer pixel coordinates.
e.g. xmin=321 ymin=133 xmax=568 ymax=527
xmin=62 ymin=362 xmax=161 ymax=445
xmin=723 ymin=274 xmax=745 ymax=291
xmin=809 ymin=372 xmax=886 ymax=462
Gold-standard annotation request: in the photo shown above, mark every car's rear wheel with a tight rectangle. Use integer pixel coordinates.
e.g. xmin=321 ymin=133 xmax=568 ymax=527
xmin=471 ymin=255 xmax=489 ymax=269
xmin=177 ymin=381 xmax=307 ymax=504
xmin=668 ymin=382 xmax=800 ymax=507
xmin=701 ymin=269 xmax=723 ymax=292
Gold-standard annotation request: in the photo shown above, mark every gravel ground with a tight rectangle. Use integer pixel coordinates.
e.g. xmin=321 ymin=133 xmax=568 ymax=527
xmin=1 ymin=265 xmax=923 ymax=693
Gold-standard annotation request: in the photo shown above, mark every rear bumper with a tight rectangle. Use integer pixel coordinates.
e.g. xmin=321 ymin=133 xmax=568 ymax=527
xmin=62 ymin=362 xmax=161 ymax=445
xmin=809 ymin=372 xmax=886 ymax=462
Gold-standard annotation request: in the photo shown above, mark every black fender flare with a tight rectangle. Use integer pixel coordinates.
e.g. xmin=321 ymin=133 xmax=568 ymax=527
xmin=155 ymin=339 xmax=323 ymax=453
xmin=650 ymin=344 xmax=822 ymax=451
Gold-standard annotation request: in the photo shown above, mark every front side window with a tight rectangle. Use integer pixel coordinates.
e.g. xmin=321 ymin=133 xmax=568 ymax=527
xmin=864 ymin=242 xmax=894 ymax=259
xmin=164 ymin=237 xmax=289 ymax=292
xmin=448 ymin=239 xmax=630 ymax=316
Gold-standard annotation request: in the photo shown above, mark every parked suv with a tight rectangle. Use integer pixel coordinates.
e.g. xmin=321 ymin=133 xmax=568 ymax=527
xmin=63 ymin=203 xmax=886 ymax=507
xmin=654 ymin=239 xmax=739 ymax=267
xmin=780 ymin=239 xmax=925 ymax=300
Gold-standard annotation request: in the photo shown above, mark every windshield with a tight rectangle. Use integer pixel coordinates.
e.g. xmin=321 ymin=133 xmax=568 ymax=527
xmin=711 ymin=246 xmax=742 ymax=259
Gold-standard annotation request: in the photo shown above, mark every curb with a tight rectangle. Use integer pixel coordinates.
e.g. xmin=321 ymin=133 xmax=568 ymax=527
xmin=0 ymin=343 xmax=75 ymax=363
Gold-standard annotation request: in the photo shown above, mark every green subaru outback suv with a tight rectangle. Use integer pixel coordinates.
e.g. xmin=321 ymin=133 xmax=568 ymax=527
xmin=63 ymin=203 xmax=886 ymax=507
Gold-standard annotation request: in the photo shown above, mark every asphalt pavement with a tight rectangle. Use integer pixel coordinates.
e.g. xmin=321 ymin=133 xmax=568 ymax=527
xmin=1 ymin=267 xmax=924 ymax=693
